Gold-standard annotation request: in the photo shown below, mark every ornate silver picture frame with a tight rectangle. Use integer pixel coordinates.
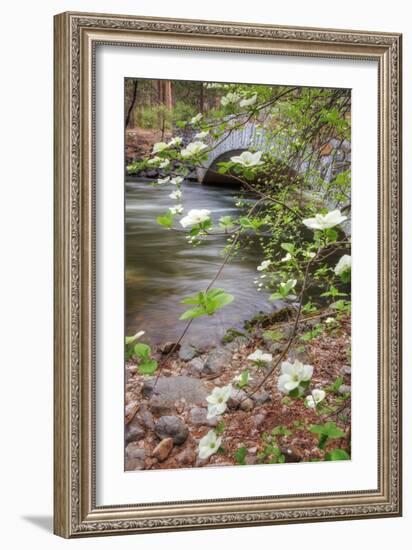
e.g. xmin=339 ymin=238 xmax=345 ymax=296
xmin=54 ymin=11 xmax=402 ymax=538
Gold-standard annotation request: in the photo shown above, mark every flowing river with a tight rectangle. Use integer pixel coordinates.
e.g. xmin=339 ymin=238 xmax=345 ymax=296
xmin=125 ymin=178 xmax=274 ymax=347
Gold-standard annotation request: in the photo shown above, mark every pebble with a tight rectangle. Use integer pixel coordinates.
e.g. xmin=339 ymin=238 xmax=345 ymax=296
xmin=253 ymin=391 xmax=271 ymax=404
xmin=339 ymin=384 xmax=351 ymax=394
xmin=125 ymin=417 xmax=145 ymax=444
xmin=125 ymin=444 xmax=146 ymax=470
xmin=203 ymin=348 xmax=232 ymax=376
xmin=152 ymin=437 xmax=173 ymax=461
xmin=154 ymin=415 xmax=188 ymax=445
xmin=178 ymin=343 xmax=198 ymax=361
xmin=189 ymin=407 xmax=218 ymax=427
xmin=340 ymin=365 xmax=352 ymax=376
xmin=186 ymin=357 xmax=205 ymax=376
xmin=240 ymin=398 xmax=254 ymax=412
xmin=175 ymin=447 xmax=196 ymax=466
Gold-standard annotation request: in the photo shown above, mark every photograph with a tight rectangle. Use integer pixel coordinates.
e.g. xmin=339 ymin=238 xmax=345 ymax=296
xmin=124 ymin=78 xmax=352 ymax=471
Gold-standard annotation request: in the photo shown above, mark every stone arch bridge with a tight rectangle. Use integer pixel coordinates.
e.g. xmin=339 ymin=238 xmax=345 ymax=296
xmin=195 ymin=122 xmax=350 ymax=186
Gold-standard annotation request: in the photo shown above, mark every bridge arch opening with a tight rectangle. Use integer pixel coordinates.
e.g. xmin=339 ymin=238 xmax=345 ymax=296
xmin=201 ymin=149 xmax=248 ymax=186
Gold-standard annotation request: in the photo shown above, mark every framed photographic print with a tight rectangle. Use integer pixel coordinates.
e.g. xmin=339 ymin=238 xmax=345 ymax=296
xmin=53 ymin=12 xmax=402 ymax=538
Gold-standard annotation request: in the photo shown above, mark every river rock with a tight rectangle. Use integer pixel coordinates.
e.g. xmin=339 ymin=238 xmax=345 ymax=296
xmin=125 ymin=416 xmax=145 ymax=444
xmin=125 ymin=401 xmax=139 ymax=423
xmin=152 ymin=437 xmax=174 ymax=461
xmin=268 ymin=342 xmax=283 ymax=354
xmin=189 ymin=407 xmax=218 ymax=427
xmin=154 ymin=416 xmax=188 ymax=445
xmin=175 ymin=447 xmax=196 ymax=466
xmin=253 ymin=391 xmax=271 ymax=404
xmin=187 ymin=357 xmax=205 ymax=376
xmin=143 ymin=376 xmax=208 ymax=414
xmin=224 ymin=336 xmax=249 ymax=352
xmin=240 ymin=398 xmax=254 ymax=412
xmin=339 ymin=384 xmax=351 ymax=395
xmin=125 ymin=443 xmax=146 ymax=470
xmin=178 ymin=343 xmax=198 ymax=361
xmin=340 ymin=365 xmax=352 ymax=376
xmin=253 ymin=412 xmax=267 ymax=429
xmin=228 ymin=387 xmax=247 ymax=409
xmin=137 ymin=404 xmax=155 ymax=431
xmin=203 ymin=348 xmax=232 ymax=376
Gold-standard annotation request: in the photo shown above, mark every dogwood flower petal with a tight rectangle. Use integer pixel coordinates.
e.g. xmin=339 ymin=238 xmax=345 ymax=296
xmin=239 ymin=94 xmax=257 ymax=108
xmin=198 ymin=430 xmax=222 ymax=459
xmin=180 ymin=209 xmax=211 ymax=228
xmin=230 ymin=151 xmax=264 ymax=167
xmin=334 ymin=254 xmax=351 ymax=276
xmin=303 ymin=209 xmax=347 ymax=230
xmin=181 ymin=141 xmax=208 ymax=158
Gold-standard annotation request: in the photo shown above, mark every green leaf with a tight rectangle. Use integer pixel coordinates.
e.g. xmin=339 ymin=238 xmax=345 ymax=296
xmin=234 ymin=446 xmax=247 ymax=465
xmin=180 ymin=288 xmax=234 ymax=320
xmin=134 ymin=343 xmax=151 ymax=360
xmin=237 ymin=369 xmax=250 ymax=389
xmin=156 ymin=211 xmax=174 ymax=229
xmin=179 ymin=306 xmax=207 ymax=320
xmin=209 ymin=290 xmax=234 ymax=309
xmin=325 ymin=449 xmax=350 ymax=461
xmin=281 ymin=243 xmax=295 ymax=254
xmin=262 ymin=330 xmax=283 ymax=342
xmin=181 ymin=291 xmax=203 ymax=305
xmin=138 ymin=359 xmax=158 ymax=375
xmin=323 ymin=422 xmax=345 ymax=439
xmin=329 ymin=376 xmax=344 ymax=393
xmin=215 ymin=421 xmax=225 ymax=436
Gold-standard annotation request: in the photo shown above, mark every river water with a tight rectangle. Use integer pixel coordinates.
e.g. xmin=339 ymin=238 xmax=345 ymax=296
xmin=125 ymin=178 xmax=274 ymax=347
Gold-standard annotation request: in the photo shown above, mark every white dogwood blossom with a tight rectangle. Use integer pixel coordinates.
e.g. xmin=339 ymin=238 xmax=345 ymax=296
xmin=239 ymin=94 xmax=257 ymax=108
xmin=206 ymin=384 xmax=232 ymax=419
xmin=181 ymin=141 xmax=208 ymax=158
xmin=194 ymin=130 xmax=209 ymax=140
xmin=247 ymin=349 xmax=272 ymax=366
xmin=190 ymin=113 xmax=203 ymax=124
xmin=281 ymin=252 xmax=292 ymax=262
xmin=257 ymin=259 xmax=271 ymax=271
xmin=303 ymin=209 xmax=347 ymax=230
xmin=277 ymin=359 xmax=314 ymax=394
xmin=180 ymin=209 xmax=211 ymax=228
xmin=305 ymin=389 xmax=326 ymax=408
xmin=168 ymin=136 xmax=183 ymax=147
xmin=230 ymin=151 xmax=264 ymax=167
xmin=169 ymin=204 xmax=184 ymax=215
xmin=147 ymin=156 xmax=161 ymax=165
xmin=334 ymin=254 xmax=351 ymax=276
xmin=170 ymin=176 xmax=184 ymax=185
xmin=198 ymin=429 xmax=222 ymax=459
xmin=221 ymin=92 xmax=241 ymax=106
xmin=157 ymin=176 xmax=171 ymax=185
xmin=152 ymin=142 xmax=169 ymax=154
xmin=169 ymin=189 xmax=182 ymax=200
xmin=159 ymin=159 xmax=170 ymax=169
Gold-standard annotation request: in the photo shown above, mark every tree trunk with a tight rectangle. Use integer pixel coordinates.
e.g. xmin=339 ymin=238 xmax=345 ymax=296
xmin=125 ymin=80 xmax=138 ymax=128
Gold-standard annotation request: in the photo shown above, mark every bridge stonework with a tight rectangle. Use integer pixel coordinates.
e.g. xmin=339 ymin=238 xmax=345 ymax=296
xmin=195 ymin=122 xmax=350 ymax=186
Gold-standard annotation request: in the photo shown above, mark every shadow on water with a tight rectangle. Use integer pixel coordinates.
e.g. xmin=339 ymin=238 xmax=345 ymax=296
xmin=125 ymin=178 xmax=273 ymax=347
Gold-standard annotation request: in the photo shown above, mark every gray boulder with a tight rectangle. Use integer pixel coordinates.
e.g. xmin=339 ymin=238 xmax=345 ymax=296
xmin=143 ymin=376 xmax=208 ymax=414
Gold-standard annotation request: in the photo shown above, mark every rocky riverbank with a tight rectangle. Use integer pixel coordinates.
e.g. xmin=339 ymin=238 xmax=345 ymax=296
xmin=125 ymin=307 xmax=351 ymax=471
